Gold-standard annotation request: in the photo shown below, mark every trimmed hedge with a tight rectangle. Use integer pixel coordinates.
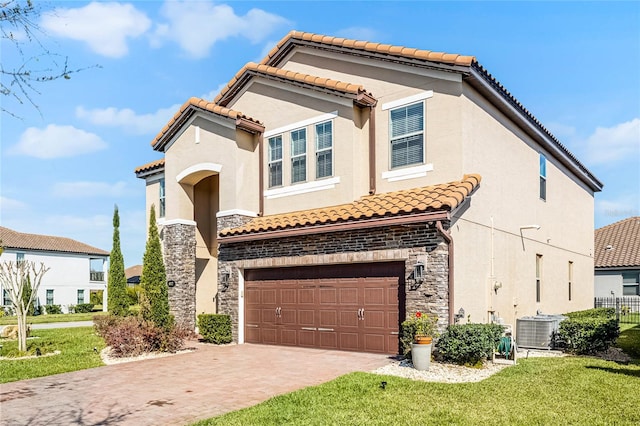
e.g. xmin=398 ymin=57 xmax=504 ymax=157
xmin=71 ymin=303 xmax=95 ymax=313
xmin=554 ymin=308 xmax=619 ymax=354
xmin=198 ymin=314 xmax=232 ymax=344
xmin=44 ymin=304 xmax=62 ymax=315
xmin=435 ymin=323 xmax=504 ymax=366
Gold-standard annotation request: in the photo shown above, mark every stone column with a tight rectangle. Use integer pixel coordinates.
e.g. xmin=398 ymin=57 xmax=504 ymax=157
xmin=163 ymin=222 xmax=197 ymax=330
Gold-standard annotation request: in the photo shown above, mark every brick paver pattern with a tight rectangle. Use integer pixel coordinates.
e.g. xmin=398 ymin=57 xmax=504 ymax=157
xmin=0 ymin=342 xmax=392 ymax=425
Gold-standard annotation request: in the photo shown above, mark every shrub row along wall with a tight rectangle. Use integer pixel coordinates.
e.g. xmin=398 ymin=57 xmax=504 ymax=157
xmin=554 ymin=308 xmax=619 ymax=354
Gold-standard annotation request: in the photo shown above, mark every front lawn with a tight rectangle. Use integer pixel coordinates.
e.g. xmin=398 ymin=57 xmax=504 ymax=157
xmin=0 ymin=311 xmax=107 ymax=325
xmin=194 ymin=356 xmax=640 ymax=425
xmin=617 ymin=323 xmax=640 ymax=361
xmin=0 ymin=327 xmax=105 ymax=383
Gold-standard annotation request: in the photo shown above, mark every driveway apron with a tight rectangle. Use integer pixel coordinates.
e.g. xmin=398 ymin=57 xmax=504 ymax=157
xmin=0 ymin=343 xmax=392 ymax=425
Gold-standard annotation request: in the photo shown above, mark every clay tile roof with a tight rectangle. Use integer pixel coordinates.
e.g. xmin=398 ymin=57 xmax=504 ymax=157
xmin=134 ymin=158 xmax=165 ymax=175
xmin=594 ymin=217 xmax=640 ymax=268
xmin=214 ymin=62 xmax=375 ymax=107
xmin=260 ymin=30 xmax=476 ymax=68
xmin=151 ymin=97 xmax=262 ymax=149
xmin=0 ymin=226 xmax=109 ymax=256
xmin=221 ymin=174 xmax=481 ymax=237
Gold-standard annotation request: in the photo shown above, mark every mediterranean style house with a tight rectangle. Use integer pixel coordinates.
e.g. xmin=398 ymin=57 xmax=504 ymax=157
xmin=0 ymin=226 xmax=109 ymax=314
xmin=135 ymin=31 xmax=602 ymax=354
xmin=594 ymin=217 xmax=640 ymax=297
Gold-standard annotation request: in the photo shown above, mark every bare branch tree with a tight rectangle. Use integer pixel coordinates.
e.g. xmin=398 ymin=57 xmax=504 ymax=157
xmin=0 ymin=260 xmax=49 ymax=352
xmin=1 ymin=0 xmax=99 ymax=118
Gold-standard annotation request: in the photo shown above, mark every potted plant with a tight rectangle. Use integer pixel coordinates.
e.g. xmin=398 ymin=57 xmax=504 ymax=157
xmin=401 ymin=311 xmax=438 ymax=371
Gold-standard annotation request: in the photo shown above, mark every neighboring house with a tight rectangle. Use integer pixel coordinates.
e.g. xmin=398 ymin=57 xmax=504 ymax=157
xmin=126 ymin=265 xmax=142 ymax=286
xmin=0 ymin=226 xmax=109 ymax=313
xmin=594 ymin=217 xmax=640 ymax=297
xmin=135 ymin=31 xmax=602 ymax=354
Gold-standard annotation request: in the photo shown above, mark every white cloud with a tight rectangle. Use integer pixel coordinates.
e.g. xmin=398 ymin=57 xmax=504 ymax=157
xmin=152 ymin=1 xmax=289 ymax=58
xmin=52 ymin=181 xmax=133 ymax=198
xmin=596 ymin=194 xmax=640 ymax=221
xmin=0 ymin=196 xmax=27 ymax=211
xmin=10 ymin=124 xmax=107 ymax=159
xmin=76 ymin=104 xmax=179 ymax=135
xmin=201 ymin=82 xmax=230 ymax=101
xmin=40 ymin=2 xmax=151 ymax=58
xmin=585 ymin=118 xmax=640 ymax=165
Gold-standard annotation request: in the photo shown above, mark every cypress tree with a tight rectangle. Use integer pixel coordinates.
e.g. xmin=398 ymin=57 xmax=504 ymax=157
xmin=107 ymin=205 xmax=128 ymax=316
xmin=140 ymin=204 xmax=173 ymax=330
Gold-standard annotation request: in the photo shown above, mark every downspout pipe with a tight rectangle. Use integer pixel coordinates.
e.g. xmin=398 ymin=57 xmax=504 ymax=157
xmin=436 ymin=220 xmax=454 ymax=325
xmin=368 ymin=105 xmax=376 ymax=195
xmin=258 ymin=133 xmax=264 ymax=216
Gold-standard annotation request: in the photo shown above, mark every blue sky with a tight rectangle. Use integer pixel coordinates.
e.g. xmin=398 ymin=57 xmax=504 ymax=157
xmin=1 ymin=1 xmax=638 ymax=267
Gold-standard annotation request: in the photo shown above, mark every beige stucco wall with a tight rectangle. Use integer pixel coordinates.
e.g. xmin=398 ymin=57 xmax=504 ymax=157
xmin=449 ymin=84 xmax=595 ymax=327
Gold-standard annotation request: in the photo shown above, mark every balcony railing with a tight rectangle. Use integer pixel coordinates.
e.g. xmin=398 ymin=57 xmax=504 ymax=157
xmin=90 ymin=271 xmax=105 ymax=282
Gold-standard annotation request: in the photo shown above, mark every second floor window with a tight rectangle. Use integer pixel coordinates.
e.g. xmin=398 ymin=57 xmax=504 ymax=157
xmin=268 ymin=135 xmax=283 ymax=187
xmin=536 ymin=254 xmax=543 ymax=303
xmin=291 ymin=129 xmax=307 ymax=183
xmin=316 ymin=121 xmax=333 ymax=179
xmin=159 ymin=178 xmax=166 ymax=218
xmin=390 ymin=102 xmax=424 ymax=169
xmin=16 ymin=252 xmax=25 ymax=265
xmin=539 ymin=153 xmax=547 ymax=200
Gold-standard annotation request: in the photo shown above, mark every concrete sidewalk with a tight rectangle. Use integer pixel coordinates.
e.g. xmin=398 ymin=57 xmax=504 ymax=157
xmin=0 ymin=343 xmax=392 ymax=425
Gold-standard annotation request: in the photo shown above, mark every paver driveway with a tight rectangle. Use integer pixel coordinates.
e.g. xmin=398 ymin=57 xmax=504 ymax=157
xmin=0 ymin=342 xmax=392 ymax=425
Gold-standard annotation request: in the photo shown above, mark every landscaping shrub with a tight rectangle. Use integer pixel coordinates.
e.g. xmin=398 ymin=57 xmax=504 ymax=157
xmin=94 ymin=314 xmax=191 ymax=357
xmin=198 ymin=314 xmax=232 ymax=344
xmin=554 ymin=308 xmax=619 ymax=354
xmin=71 ymin=303 xmax=95 ymax=313
xmin=44 ymin=304 xmax=62 ymax=315
xmin=435 ymin=323 xmax=504 ymax=366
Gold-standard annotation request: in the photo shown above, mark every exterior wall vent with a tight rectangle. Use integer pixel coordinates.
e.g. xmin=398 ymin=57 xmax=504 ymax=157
xmin=516 ymin=315 xmax=566 ymax=349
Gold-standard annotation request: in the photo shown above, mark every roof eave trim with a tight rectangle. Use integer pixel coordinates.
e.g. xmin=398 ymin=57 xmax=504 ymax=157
xmin=135 ymin=165 xmax=165 ymax=179
xmin=468 ymin=65 xmax=603 ymax=192
xmin=219 ymin=210 xmax=450 ymax=244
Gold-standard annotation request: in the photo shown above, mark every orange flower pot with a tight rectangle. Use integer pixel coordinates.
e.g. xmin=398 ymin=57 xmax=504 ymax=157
xmin=415 ymin=336 xmax=433 ymax=345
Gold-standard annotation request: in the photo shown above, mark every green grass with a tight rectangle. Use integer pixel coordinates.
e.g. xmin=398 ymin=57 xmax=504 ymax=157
xmin=0 ymin=327 xmax=105 ymax=383
xmin=617 ymin=323 xmax=640 ymax=361
xmin=193 ymin=356 xmax=640 ymax=425
xmin=0 ymin=311 xmax=107 ymax=325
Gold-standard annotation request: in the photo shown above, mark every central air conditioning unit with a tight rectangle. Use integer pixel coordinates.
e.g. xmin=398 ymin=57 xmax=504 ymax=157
xmin=516 ymin=315 xmax=566 ymax=349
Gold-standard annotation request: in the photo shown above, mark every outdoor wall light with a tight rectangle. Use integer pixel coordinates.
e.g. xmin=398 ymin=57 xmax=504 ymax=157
xmin=454 ymin=307 xmax=465 ymax=323
xmin=167 ymin=280 xmax=176 ymax=288
xmin=220 ymin=271 xmax=230 ymax=292
xmin=410 ymin=261 xmax=425 ymax=290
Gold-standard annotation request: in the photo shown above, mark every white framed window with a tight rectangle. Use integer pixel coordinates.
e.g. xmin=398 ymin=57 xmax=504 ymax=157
xmin=539 ymin=153 xmax=547 ymax=200
xmin=536 ymin=254 xmax=543 ymax=303
xmin=315 ymin=121 xmax=333 ymax=179
xmin=568 ymin=261 xmax=573 ymax=301
xmin=77 ymin=289 xmax=85 ymax=305
xmin=159 ymin=178 xmax=166 ymax=218
xmin=46 ymin=289 xmax=54 ymax=305
xmin=16 ymin=252 xmax=25 ymax=265
xmin=390 ymin=102 xmax=424 ymax=169
xmin=290 ymin=128 xmax=307 ymax=184
xmin=268 ymin=135 xmax=283 ymax=188
xmin=2 ymin=289 xmax=11 ymax=306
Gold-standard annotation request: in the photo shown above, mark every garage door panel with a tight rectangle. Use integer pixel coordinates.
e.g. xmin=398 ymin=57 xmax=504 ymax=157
xmin=363 ymin=333 xmax=386 ymax=353
xmin=339 ymin=288 xmax=358 ymax=304
xmin=340 ymin=310 xmax=358 ymax=327
xmin=298 ymin=288 xmax=315 ymax=304
xmin=245 ymin=326 xmax=260 ymax=343
xmin=280 ymin=329 xmax=297 ymax=346
xmin=339 ymin=332 xmax=359 ymax=351
xmin=262 ymin=289 xmax=277 ymax=305
xmin=319 ymin=287 xmax=338 ymax=304
xmin=319 ymin=310 xmax=338 ymax=327
xmin=319 ymin=331 xmax=338 ymax=350
xmin=261 ymin=328 xmax=278 ymax=344
xmin=363 ymin=310 xmax=386 ymax=329
xmin=261 ymin=309 xmax=276 ymax=324
xmin=280 ymin=309 xmax=296 ymax=325
xmin=363 ymin=287 xmax=385 ymax=305
xmin=281 ymin=289 xmax=297 ymax=304
xmin=298 ymin=330 xmax=316 ymax=347
xmin=298 ymin=309 xmax=315 ymax=326
xmin=245 ymin=308 xmax=261 ymax=324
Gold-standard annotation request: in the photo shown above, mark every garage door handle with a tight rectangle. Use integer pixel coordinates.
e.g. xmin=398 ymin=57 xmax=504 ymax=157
xmin=247 ymin=324 xmax=258 ymax=328
xmin=358 ymin=308 xmax=365 ymax=320
xmin=318 ymin=328 xmax=334 ymax=331
xmin=301 ymin=327 xmax=317 ymax=331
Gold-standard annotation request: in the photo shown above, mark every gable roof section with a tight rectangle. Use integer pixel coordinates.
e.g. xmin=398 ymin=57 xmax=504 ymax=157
xmin=594 ymin=217 xmax=640 ymax=268
xmin=214 ymin=62 xmax=377 ymax=107
xmin=261 ymin=30 xmax=476 ymax=69
xmin=0 ymin=226 xmax=109 ymax=256
xmin=220 ymin=174 xmax=480 ymax=241
xmin=151 ymin=97 xmax=264 ymax=151
xmin=134 ymin=158 xmax=165 ymax=178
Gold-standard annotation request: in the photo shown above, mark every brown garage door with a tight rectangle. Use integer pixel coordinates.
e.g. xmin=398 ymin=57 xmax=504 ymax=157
xmin=244 ymin=263 xmax=403 ymax=354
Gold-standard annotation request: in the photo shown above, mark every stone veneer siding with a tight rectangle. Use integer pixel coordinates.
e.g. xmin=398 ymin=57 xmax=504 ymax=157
xmin=218 ymin=222 xmax=450 ymax=342
xmin=163 ymin=223 xmax=196 ymax=330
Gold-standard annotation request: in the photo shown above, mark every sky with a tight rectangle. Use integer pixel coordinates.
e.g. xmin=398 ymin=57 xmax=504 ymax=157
xmin=1 ymin=1 xmax=639 ymax=267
